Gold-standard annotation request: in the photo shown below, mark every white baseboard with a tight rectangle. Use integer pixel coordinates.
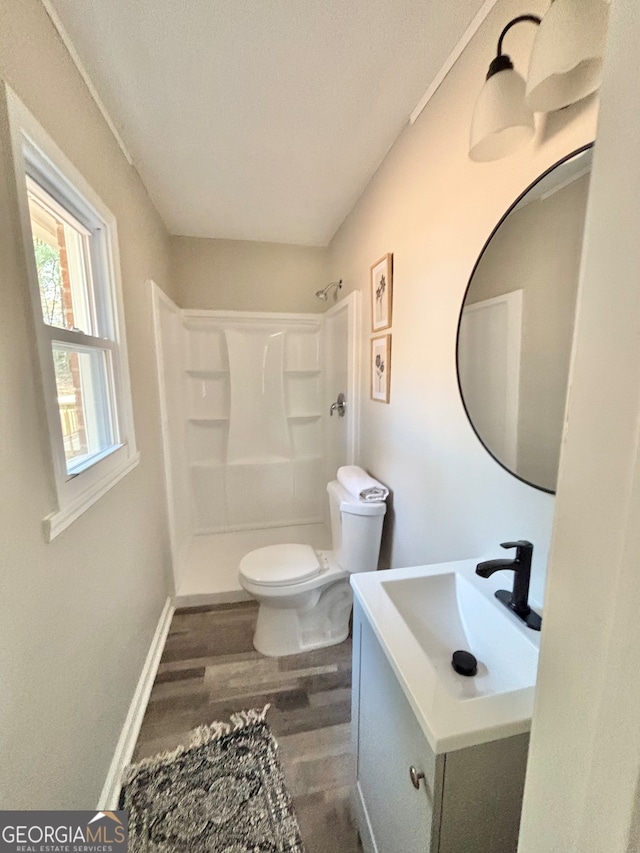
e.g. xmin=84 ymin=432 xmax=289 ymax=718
xmin=354 ymin=780 xmax=378 ymax=853
xmin=97 ymin=596 xmax=174 ymax=809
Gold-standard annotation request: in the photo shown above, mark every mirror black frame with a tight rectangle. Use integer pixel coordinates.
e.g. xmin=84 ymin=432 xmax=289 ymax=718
xmin=455 ymin=142 xmax=595 ymax=495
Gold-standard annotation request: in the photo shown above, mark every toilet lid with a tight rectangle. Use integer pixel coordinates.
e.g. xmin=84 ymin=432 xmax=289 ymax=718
xmin=239 ymin=544 xmax=321 ymax=587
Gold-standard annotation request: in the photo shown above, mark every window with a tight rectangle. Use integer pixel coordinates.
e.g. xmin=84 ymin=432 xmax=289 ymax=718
xmin=8 ymin=91 xmax=138 ymax=540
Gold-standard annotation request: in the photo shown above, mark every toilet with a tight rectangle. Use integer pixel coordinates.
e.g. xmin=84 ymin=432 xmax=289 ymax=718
xmin=239 ymin=474 xmax=387 ymax=657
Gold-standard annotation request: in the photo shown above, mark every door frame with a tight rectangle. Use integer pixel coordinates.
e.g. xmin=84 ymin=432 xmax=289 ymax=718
xmin=459 ymin=289 xmax=522 ymax=472
xmin=518 ymin=1 xmax=640 ymax=849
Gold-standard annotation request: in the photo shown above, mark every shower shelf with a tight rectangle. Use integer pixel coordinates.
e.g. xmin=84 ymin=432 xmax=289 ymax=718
xmin=189 ymin=456 xmax=322 ymax=470
xmin=287 ymin=413 xmax=322 ymax=420
xmin=190 ymin=457 xmax=310 ymax=468
xmin=185 ymin=368 xmax=229 ymax=376
xmin=188 ymin=416 xmax=229 ymax=423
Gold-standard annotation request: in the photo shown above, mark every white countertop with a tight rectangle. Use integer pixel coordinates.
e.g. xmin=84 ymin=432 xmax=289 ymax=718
xmin=351 ymin=558 xmax=542 ymax=754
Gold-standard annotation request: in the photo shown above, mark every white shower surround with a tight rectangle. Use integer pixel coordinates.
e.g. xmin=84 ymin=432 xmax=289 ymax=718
xmin=152 ymin=284 xmax=360 ymax=602
xmin=186 ymin=311 xmax=325 ymax=534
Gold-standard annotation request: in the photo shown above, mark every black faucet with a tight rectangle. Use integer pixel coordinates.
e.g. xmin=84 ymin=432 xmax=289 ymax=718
xmin=476 ymin=541 xmax=541 ymax=631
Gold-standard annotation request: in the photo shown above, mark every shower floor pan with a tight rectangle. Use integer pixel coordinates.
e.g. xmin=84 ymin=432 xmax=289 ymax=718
xmin=175 ymin=523 xmax=331 ymax=607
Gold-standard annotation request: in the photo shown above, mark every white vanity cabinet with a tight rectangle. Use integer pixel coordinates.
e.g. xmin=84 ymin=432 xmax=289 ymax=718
xmin=351 ymin=601 xmax=530 ymax=853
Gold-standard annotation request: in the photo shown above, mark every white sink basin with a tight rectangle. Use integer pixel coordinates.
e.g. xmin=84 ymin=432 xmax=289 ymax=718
xmin=350 ymin=559 xmax=542 ymax=753
xmin=382 ymin=572 xmax=539 ymax=701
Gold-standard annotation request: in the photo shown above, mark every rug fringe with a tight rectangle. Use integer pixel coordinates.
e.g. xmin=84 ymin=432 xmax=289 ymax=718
xmin=121 ymin=704 xmax=271 ymax=784
xmin=190 ymin=704 xmax=270 ymax=747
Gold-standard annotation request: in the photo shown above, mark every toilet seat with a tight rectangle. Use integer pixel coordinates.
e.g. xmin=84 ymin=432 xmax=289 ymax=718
xmin=239 ymin=543 xmax=321 ymax=587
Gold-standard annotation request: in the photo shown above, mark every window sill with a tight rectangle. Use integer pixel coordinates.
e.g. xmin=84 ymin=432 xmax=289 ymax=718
xmin=43 ymin=450 xmax=140 ymax=542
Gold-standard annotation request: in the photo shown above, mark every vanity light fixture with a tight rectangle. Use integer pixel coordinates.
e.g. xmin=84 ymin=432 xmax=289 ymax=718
xmin=469 ymin=14 xmax=540 ymax=163
xmin=469 ymin=0 xmax=609 ymax=162
xmin=526 ymin=0 xmax=610 ymax=113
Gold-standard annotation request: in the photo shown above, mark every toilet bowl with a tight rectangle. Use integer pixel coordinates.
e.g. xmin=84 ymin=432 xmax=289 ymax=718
xmin=239 ymin=474 xmax=387 ymax=657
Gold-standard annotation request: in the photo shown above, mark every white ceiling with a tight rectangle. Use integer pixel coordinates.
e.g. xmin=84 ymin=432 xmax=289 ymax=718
xmin=47 ymin=0 xmax=487 ymax=246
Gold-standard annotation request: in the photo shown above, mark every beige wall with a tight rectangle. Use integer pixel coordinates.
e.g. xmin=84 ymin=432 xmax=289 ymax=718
xmin=327 ymin=0 xmax=598 ymax=602
xmin=171 ymin=236 xmax=329 ymax=313
xmin=467 ymin=173 xmax=590 ymax=491
xmin=0 ymin=0 xmax=173 ymax=807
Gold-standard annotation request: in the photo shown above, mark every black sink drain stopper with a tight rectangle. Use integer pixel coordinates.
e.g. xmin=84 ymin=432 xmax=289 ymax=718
xmin=452 ymin=650 xmax=478 ymax=677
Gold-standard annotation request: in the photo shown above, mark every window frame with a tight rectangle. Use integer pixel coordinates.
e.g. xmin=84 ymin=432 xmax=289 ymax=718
xmin=7 ymin=88 xmax=139 ymax=541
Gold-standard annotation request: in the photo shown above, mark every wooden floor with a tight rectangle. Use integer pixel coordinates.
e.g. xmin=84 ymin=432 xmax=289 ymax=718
xmin=133 ymin=600 xmax=362 ymax=853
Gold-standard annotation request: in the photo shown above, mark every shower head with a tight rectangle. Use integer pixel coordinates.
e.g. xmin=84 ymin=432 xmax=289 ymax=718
xmin=315 ymin=280 xmax=343 ymax=301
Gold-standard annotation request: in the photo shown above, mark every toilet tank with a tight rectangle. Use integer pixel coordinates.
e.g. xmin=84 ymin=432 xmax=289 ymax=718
xmin=327 ymin=480 xmax=386 ymax=573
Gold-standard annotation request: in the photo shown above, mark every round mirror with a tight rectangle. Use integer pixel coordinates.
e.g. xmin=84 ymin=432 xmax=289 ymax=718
xmin=456 ymin=144 xmax=593 ymax=493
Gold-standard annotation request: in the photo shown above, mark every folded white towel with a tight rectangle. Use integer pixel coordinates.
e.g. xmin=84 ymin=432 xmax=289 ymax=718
xmin=359 ymin=486 xmax=389 ymax=502
xmin=337 ymin=465 xmax=389 ymax=502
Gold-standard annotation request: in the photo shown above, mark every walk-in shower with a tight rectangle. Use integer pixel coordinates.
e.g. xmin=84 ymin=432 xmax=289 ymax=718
xmin=152 ymin=283 xmax=360 ymax=605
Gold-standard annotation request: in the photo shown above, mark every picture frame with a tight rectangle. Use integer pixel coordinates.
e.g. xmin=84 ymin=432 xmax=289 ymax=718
xmin=370 ymin=253 xmax=393 ymax=332
xmin=370 ymin=334 xmax=391 ymax=403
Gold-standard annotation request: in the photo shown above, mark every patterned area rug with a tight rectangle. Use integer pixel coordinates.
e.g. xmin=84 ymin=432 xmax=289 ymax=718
xmin=120 ymin=706 xmax=305 ymax=852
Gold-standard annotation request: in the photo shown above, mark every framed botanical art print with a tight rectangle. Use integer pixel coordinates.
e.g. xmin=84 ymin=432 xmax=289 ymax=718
xmin=371 ymin=334 xmax=391 ymax=403
xmin=370 ymin=253 xmax=393 ymax=332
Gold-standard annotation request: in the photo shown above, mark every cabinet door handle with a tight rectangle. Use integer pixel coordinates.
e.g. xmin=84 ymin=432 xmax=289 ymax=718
xmin=409 ymin=766 xmax=426 ymax=790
